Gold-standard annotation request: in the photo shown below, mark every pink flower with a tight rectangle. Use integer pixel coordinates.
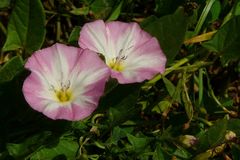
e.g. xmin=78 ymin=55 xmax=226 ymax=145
xmin=22 ymin=43 xmax=110 ymax=121
xmin=78 ymin=20 xmax=167 ymax=84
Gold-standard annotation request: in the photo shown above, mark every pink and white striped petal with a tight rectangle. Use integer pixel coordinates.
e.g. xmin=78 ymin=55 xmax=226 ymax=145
xmin=22 ymin=43 xmax=110 ymax=121
xmin=78 ymin=20 xmax=167 ymax=84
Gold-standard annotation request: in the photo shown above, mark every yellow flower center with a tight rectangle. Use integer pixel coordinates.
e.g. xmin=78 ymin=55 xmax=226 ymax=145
xmin=50 ymin=81 xmax=73 ymax=103
xmin=107 ymin=55 xmax=127 ymax=72
xmin=108 ymin=60 xmax=124 ymax=71
xmin=56 ymin=89 xmax=72 ymax=103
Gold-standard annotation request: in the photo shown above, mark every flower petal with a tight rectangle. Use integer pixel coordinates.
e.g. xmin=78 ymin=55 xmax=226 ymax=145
xmin=23 ymin=44 xmax=110 ymax=121
xmin=79 ymin=20 xmax=167 ymax=84
xmin=112 ymin=37 xmax=166 ymax=83
xmin=105 ymin=21 xmax=152 ymax=58
xmin=22 ymin=72 xmax=55 ymax=113
xmin=78 ymin=20 xmax=108 ymax=55
xmin=69 ymin=50 xmax=110 ymax=120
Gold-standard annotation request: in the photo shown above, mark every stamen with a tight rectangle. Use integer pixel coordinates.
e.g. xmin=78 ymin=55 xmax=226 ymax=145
xmin=50 ymin=81 xmax=73 ymax=103
xmin=107 ymin=47 xmax=133 ymax=71
xmin=56 ymin=90 xmax=72 ymax=102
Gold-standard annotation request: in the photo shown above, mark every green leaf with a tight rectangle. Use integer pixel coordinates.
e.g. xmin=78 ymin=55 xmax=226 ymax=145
xmin=143 ymin=7 xmax=188 ymax=64
xmin=233 ymin=0 xmax=240 ymax=16
xmin=172 ymin=79 xmax=182 ymax=103
xmin=227 ymin=119 xmax=240 ymax=136
xmin=68 ymin=26 xmax=81 ymax=44
xmin=162 ymin=76 xmax=175 ymax=96
xmin=7 ymin=131 xmax=51 ymax=158
xmin=202 ymin=16 xmax=240 ymax=63
xmin=30 ymin=138 xmax=78 ymax=160
xmin=231 ymin=145 xmax=240 ymax=160
xmin=0 ymin=56 xmax=24 ymax=83
xmin=107 ymin=90 xmax=139 ymax=126
xmin=208 ymin=0 xmax=221 ymax=22
xmin=0 ymin=0 xmax=11 ymax=8
xmin=108 ymin=126 xmax=133 ymax=145
xmin=98 ymin=83 xmax=141 ymax=126
xmin=173 ymin=147 xmax=192 ymax=159
xmin=90 ymin=0 xmax=116 ymax=19
xmin=3 ymin=0 xmax=46 ymax=54
xmin=152 ymin=100 xmax=171 ymax=114
xmin=182 ymin=89 xmax=194 ymax=121
xmin=153 ymin=144 xmax=165 ymax=160
xmin=98 ymin=83 xmax=140 ymax=112
xmin=127 ymin=134 xmax=152 ymax=153
xmin=197 ymin=119 xmax=228 ymax=151
xmin=154 ymin=0 xmax=184 ymax=16
xmin=107 ymin=0 xmax=123 ymax=21
xmin=193 ymin=151 xmax=212 ymax=160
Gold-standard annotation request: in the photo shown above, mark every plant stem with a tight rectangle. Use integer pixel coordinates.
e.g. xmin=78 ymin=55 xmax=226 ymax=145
xmin=144 ymin=54 xmax=195 ymax=87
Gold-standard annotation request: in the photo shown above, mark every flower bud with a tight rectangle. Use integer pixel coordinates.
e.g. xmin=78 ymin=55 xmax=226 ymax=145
xmin=225 ymin=130 xmax=236 ymax=141
xmin=179 ymin=135 xmax=198 ymax=148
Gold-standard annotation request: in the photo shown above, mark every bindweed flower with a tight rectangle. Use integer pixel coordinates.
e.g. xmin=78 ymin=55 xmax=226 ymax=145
xmin=22 ymin=43 xmax=110 ymax=121
xmin=78 ymin=20 xmax=167 ymax=84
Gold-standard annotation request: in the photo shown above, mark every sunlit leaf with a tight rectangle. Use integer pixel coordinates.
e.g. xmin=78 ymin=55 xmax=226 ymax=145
xmin=152 ymin=100 xmax=171 ymax=114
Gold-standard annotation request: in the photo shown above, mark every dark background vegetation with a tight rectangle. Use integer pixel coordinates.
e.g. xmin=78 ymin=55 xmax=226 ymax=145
xmin=0 ymin=0 xmax=239 ymax=159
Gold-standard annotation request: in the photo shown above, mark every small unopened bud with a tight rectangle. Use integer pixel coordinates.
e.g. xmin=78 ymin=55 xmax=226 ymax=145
xmin=225 ymin=130 xmax=236 ymax=141
xmin=179 ymin=135 xmax=198 ymax=148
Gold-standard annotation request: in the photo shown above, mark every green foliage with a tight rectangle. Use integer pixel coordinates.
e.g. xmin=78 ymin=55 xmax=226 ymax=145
xmin=0 ymin=56 xmax=23 ymax=83
xmin=203 ymin=16 xmax=240 ymax=63
xmin=30 ymin=138 xmax=78 ymax=160
xmin=107 ymin=1 xmax=123 ymax=21
xmin=0 ymin=0 xmax=10 ymax=8
xmin=90 ymin=0 xmax=117 ymax=19
xmin=2 ymin=0 xmax=46 ymax=54
xmin=143 ymin=8 xmax=189 ymax=64
xmin=0 ymin=0 xmax=239 ymax=159
xmin=68 ymin=26 xmax=81 ymax=44
xmin=197 ymin=119 xmax=228 ymax=151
